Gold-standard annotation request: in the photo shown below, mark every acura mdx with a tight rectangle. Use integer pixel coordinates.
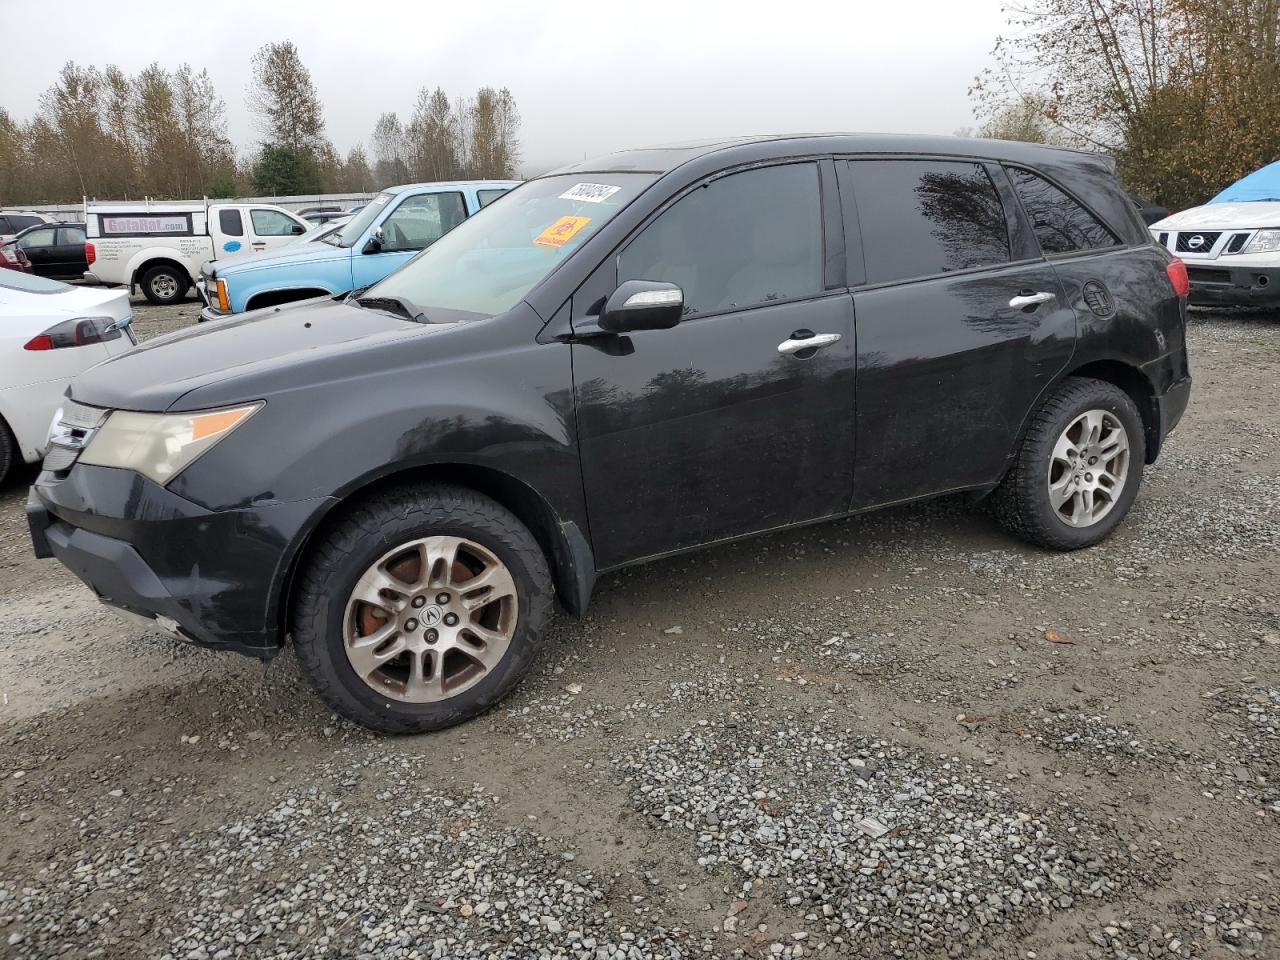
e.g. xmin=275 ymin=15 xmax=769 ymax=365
xmin=28 ymin=135 xmax=1192 ymax=733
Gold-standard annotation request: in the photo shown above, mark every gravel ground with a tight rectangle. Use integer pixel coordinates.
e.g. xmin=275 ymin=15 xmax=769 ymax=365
xmin=0 ymin=296 xmax=1277 ymax=959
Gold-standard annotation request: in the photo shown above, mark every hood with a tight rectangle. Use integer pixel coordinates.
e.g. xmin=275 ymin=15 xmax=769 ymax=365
xmin=1151 ymin=201 xmax=1280 ymax=231
xmin=70 ymin=298 xmax=424 ymax=412
xmin=1209 ymin=161 xmax=1280 ymax=204
xmin=212 ymin=242 xmax=350 ymax=277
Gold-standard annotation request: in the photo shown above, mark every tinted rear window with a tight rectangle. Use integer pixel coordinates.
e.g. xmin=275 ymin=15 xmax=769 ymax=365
xmin=9 ymin=215 xmax=42 ymax=232
xmin=1007 ymin=167 xmax=1118 ymax=255
xmin=850 ymin=159 xmax=1010 ymax=284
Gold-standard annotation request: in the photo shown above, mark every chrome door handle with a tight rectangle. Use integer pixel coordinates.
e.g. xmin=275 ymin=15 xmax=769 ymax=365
xmin=777 ymin=332 xmax=842 ymax=355
xmin=1009 ymin=291 xmax=1055 ymax=309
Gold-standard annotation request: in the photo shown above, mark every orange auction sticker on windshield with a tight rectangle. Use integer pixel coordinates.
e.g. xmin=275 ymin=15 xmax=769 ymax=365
xmin=534 ymin=216 xmax=591 ymax=248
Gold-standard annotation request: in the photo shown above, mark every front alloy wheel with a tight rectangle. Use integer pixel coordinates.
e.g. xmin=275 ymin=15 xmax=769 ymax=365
xmin=292 ymin=484 xmax=553 ymax=733
xmin=344 ymin=536 xmax=518 ymax=703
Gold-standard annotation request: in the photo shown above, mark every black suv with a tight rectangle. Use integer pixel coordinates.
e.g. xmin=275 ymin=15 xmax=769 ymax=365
xmin=28 ymin=135 xmax=1191 ymax=733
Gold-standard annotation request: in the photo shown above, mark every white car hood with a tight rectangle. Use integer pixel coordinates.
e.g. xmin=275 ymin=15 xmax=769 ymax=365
xmin=1151 ymin=201 xmax=1280 ymax=231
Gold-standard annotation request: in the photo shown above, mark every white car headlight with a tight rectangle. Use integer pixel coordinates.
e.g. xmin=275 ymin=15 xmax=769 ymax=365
xmin=1243 ymin=229 xmax=1280 ymax=254
xmin=79 ymin=403 xmax=262 ymax=484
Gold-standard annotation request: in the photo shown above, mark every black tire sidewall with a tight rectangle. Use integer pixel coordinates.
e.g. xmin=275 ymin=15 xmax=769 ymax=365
xmin=143 ymin=266 xmax=186 ymax=305
xmin=1024 ymin=384 xmax=1145 ymax=548
xmin=300 ymin=496 xmax=550 ymax=731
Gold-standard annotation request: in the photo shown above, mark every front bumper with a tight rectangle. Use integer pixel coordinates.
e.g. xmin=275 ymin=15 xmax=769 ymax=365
xmin=194 ymin=278 xmax=227 ymax=322
xmin=29 ymin=465 xmax=331 ymax=658
xmin=1184 ymin=264 xmax=1280 ymax=307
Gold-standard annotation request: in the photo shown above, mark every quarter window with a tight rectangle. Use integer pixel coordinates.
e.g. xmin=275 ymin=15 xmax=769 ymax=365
xmin=56 ymin=227 xmax=85 ymax=245
xmin=379 ymin=192 xmax=467 ymax=252
xmin=219 ymin=209 xmax=244 ymax=236
xmin=1007 ymin=167 xmax=1117 ymax=255
xmin=850 ymin=160 xmax=1011 ymax=284
xmin=250 ymin=209 xmax=300 ymax=236
xmin=618 ymin=163 xmax=824 ymax=317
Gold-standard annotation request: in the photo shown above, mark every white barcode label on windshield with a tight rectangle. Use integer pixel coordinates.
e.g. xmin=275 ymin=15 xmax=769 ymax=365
xmin=559 ymin=182 xmax=621 ymax=203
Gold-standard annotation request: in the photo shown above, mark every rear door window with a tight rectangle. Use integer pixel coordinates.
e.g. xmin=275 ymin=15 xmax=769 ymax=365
xmin=477 ymin=188 xmax=509 ymax=208
xmin=250 ymin=208 xmax=300 ymax=236
xmin=57 ymin=227 xmax=85 ymax=245
xmin=19 ymin=227 xmax=57 ymax=248
xmin=219 ymin=209 xmax=244 ymax=236
xmin=1006 ymin=167 xmax=1118 ymax=255
xmin=618 ymin=162 xmax=824 ymax=317
xmin=849 ymin=159 xmax=1011 ymax=284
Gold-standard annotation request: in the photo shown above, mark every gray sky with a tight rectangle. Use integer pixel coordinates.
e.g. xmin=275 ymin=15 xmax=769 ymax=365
xmin=2 ymin=0 xmax=1006 ymax=175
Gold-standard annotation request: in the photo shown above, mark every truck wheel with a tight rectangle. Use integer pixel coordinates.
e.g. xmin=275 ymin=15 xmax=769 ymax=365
xmin=991 ymin=377 xmax=1146 ymax=551
xmin=141 ymin=265 xmax=189 ymax=305
xmin=291 ymin=484 xmax=553 ymax=734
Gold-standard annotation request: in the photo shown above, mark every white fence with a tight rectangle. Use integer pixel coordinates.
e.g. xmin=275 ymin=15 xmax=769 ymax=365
xmin=25 ymin=192 xmax=379 ymax=221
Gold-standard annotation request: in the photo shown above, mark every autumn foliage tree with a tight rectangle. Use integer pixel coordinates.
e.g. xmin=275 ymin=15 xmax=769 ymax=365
xmin=973 ymin=0 xmax=1280 ymax=208
xmin=0 ymin=61 xmax=237 ymax=204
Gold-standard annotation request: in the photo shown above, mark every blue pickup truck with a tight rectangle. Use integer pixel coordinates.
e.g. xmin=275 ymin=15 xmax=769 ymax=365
xmin=197 ymin=180 xmax=518 ymax=320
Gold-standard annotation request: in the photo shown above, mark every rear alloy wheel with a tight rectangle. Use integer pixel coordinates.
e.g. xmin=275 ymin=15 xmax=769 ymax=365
xmin=992 ymin=377 xmax=1146 ymax=550
xmin=141 ymin=265 xmax=188 ymax=305
xmin=1047 ymin=409 xmax=1131 ymax=528
xmin=291 ymin=484 xmax=552 ymax=733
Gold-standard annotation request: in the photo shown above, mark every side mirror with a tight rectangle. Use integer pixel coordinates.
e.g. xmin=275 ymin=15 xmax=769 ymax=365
xmin=291 ymin=223 xmax=306 ymax=235
xmin=362 ymin=227 xmax=384 ymax=255
xmin=599 ymin=280 xmax=684 ymax=333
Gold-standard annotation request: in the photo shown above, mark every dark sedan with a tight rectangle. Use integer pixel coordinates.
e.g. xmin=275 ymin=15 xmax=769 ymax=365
xmin=12 ymin=222 xmax=89 ymax=281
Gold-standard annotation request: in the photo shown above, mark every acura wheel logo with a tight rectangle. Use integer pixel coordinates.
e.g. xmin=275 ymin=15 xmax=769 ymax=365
xmin=1187 ymin=234 xmax=1205 ymax=249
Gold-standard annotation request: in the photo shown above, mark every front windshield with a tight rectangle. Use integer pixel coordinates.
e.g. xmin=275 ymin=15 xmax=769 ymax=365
xmin=367 ymin=173 xmax=656 ymax=319
xmin=327 ymin=192 xmax=396 ymax=247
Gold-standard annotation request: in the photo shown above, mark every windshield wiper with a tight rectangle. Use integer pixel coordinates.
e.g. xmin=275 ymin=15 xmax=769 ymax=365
xmin=354 ymin=294 xmax=428 ymax=323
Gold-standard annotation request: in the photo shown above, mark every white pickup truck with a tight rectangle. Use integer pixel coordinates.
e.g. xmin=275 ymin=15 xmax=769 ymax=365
xmin=83 ymin=201 xmax=309 ymax=304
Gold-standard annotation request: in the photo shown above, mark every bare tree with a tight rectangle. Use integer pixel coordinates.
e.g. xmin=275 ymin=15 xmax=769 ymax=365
xmin=407 ymin=87 xmax=461 ymax=181
xmin=370 ymin=112 xmax=409 ymax=185
xmin=337 ymin=144 xmax=374 ymax=192
xmin=246 ymin=41 xmax=327 ymax=151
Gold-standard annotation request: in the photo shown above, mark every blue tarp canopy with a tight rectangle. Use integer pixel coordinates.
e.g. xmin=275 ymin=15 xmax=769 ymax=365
xmin=1209 ymin=161 xmax=1280 ymax=203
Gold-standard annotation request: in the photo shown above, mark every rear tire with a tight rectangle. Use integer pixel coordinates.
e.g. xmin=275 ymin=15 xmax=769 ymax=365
xmin=140 ymin=265 xmax=189 ymax=305
xmin=0 ymin=418 xmax=16 ymax=486
xmin=992 ymin=377 xmax=1146 ymax=550
xmin=291 ymin=484 xmax=553 ymax=734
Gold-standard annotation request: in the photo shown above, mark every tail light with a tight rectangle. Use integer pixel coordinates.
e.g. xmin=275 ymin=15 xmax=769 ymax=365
xmin=1165 ymin=258 xmax=1190 ymax=298
xmin=85 ymin=241 xmax=96 ymax=266
xmin=23 ymin=316 xmax=124 ymax=351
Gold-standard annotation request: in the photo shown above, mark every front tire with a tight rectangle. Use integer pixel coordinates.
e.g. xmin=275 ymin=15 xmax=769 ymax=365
xmin=140 ymin=265 xmax=189 ymax=305
xmin=291 ymin=484 xmax=553 ymax=733
xmin=992 ymin=377 xmax=1146 ymax=550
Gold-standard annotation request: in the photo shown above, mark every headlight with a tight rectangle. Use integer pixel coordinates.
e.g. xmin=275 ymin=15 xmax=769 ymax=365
xmin=79 ymin=403 xmax=261 ymax=484
xmin=1242 ymin=229 xmax=1280 ymax=255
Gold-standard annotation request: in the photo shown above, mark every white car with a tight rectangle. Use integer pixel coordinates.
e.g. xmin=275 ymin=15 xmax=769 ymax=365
xmin=1150 ymin=161 xmax=1280 ymax=308
xmin=0 ymin=271 xmax=135 ymax=483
